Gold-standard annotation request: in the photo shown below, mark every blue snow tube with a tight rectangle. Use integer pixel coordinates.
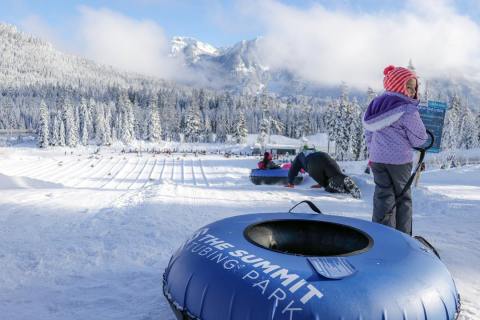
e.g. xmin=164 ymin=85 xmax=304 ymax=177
xmin=250 ymin=168 xmax=302 ymax=185
xmin=163 ymin=203 xmax=461 ymax=320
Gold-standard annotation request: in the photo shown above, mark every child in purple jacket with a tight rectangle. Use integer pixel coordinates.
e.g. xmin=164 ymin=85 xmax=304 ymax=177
xmin=363 ymin=65 xmax=427 ymax=235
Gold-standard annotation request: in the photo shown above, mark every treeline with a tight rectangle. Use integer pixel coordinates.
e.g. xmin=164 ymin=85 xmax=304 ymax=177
xmin=1 ymin=83 xmax=479 ymax=161
xmin=1 ymin=84 xmax=330 ymax=145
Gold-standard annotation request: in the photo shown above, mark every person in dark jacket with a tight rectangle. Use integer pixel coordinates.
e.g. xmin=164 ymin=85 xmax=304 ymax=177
xmin=257 ymin=151 xmax=280 ymax=170
xmin=286 ymin=151 xmax=361 ymax=199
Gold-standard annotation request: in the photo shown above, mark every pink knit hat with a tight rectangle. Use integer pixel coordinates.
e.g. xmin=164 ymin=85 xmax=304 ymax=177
xmin=383 ymin=65 xmax=417 ymax=98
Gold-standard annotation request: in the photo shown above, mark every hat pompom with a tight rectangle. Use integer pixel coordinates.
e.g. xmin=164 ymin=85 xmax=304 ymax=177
xmin=384 ymin=65 xmax=396 ymax=76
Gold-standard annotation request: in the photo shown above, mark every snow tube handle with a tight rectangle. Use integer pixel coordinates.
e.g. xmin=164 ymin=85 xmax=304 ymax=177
xmin=413 ymin=130 xmax=435 ymax=151
xmin=289 ymin=200 xmax=322 ymax=214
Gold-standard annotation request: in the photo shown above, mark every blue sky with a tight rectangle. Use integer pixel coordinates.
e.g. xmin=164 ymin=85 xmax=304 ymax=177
xmin=2 ymin=0 xmax=479 ymax=47
xmin=2 ymin=0 xmax=480 ymax=88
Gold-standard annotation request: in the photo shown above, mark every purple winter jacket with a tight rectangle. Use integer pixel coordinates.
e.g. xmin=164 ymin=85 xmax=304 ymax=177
xmin=363 ymin=91 xmax=427 ymax=165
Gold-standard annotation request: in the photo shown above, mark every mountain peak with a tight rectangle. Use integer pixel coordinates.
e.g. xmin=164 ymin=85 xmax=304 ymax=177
xmin=170 ymin=36 xmax=219 ymax=62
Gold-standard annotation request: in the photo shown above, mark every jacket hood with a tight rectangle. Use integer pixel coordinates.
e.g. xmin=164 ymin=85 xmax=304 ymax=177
xmin=363 ymin=91 xmax=419 ymax=132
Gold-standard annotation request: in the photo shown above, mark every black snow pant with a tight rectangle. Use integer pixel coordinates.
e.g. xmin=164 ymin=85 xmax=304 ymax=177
xmin=371 ymin=162 xmax=413 ymax=235
xmin=306 ymin=152 xmax=344 ymax=187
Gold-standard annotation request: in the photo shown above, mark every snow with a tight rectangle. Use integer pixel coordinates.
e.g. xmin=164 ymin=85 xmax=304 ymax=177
xmin=170 ymin=36 xmax=220 ymax=61
xmin=0 ymin=146 xmax=478 ymax=320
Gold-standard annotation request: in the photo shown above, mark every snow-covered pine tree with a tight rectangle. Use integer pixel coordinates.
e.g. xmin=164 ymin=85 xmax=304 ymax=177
xmin=160 ymin=92 xmax=179 ymax=141
xmin=284 ymin=103 xmax=294 ymax=138
xmin=441 ymin=93 xmax=462 ymax=150
xmin=257 ymin=116 xmax=270 ymax=147
xmin=50 ymin=113 xmax=60 ymax=146
xmin=79 ymin=98 xmax=90 ymax=145
xmin=366 ymin=87 xmax=376 ymax=105
xmin=95 ymin=102 xmax=106 ymax=145
xmin=202 ymin=108 xmax=212 ymax=141
xmin=119 ymin=93 xmax=135 ymax=143
xmin=38 ymin=100 xmax=49 ymax=148
xmin=87 ymin=98 xmax=96 ymax=141
xmin=233 ymin=108 xmax=248 ymax=143
xmin=334 ymin=84 xmax=356 ymax=160
xmin=0 ymin=97 xmax=17 ymax=131
xmin=292 ymin=104 xmax=310 ymax=139
xmin=325 ymin=99 xmax=339 ymax=144
xmin=184 ymin=99 xmax=202 ymax=142
xmin=103 ymin=102 xmax=113 ymax=145
xmin=334 ymin=105 xmax=350 ymax=160
xmin=459 ymin=106 xmax=478 ymax=149
xmin=477 ymin=114 xmax=480 ymax=146
xmin=59 ymin=117 xmax=66 ymax=147
xmin=147 ymin=95 xmax=162 ymax=142
xmin=361 ymin=88 xmax=375 ymax=159
xmin=132 ymin=96 xmax=145 ymax=141
xmin=350 ymin=98 xmax=366 ymax=160
xmin=62 ymin=97 xmax=78 ymax=147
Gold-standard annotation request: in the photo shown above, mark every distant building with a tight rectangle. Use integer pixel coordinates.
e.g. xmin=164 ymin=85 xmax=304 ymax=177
xmin=265 ymin=144 xmax=298 ymax=156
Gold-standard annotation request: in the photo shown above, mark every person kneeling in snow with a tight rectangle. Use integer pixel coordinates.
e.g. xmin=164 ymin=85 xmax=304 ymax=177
xmin=286 ymin=151 xmax=361 ymax=199
xmin=257 ymin=152 xmax=280 ymax=170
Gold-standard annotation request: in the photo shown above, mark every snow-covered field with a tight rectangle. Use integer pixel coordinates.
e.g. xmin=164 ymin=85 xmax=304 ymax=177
xmin=0 ymin=146 xmax=478 ymax=320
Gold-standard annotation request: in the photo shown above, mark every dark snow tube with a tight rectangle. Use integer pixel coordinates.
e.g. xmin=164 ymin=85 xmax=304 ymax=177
xmin=163 ymin=212 xmax=461 ymax=320
xmin=249 ymin=168 xmax=302 ymax=185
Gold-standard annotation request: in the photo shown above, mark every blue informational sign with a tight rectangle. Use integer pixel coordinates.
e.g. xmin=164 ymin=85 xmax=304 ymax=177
xmin=418 ymin=100 xmax=447 ymax=153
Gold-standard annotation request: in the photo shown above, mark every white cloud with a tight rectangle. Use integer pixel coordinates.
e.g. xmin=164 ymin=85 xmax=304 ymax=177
xmin=77 ymin=6 xmax=187 ymax=80
xmin=20 ymin=14 xmax=62 ymax=47
xmin=241 ymin=0 xmax=480 ymax=90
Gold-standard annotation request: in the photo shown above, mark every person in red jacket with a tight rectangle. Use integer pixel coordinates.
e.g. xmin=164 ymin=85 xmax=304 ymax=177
xmin=257 ymin=152 xmax=280 ymax=170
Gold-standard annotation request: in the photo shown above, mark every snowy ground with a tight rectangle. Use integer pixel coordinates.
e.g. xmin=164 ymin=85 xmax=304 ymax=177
xmin=0 ymin=146 xmax=478 ymax=320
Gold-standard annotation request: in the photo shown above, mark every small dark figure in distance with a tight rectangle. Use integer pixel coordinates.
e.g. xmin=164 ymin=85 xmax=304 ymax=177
xmin=257 ymin=152 xmax=280 ymax=170
xmin=286 ymin=151 xmax=361 ymax=199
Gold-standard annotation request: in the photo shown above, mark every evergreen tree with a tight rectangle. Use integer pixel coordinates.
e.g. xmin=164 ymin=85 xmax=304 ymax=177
xmin=147 ymin=95 xmax=162 ymax=142
xmin=459 ymin=106 xmax=478 ymax=149
xmin=257 ymin=116 xmax=270 ymax=147
xmin=325 ymin=99 xmax=340 ymax=144
xmin=62 ymin=97 xmax=78 ymax=147
xmin=50 ymin=113 xmax=60 ymax=146
xmin=298 ymin=105 xmax=312 ymax=138
xmin=59 ymin=118 xmax=66 ymax=146
xmin=184 ymin=100 xmax=202 ymax=142
xmin=95 ymin=103 xmax=107 ymax=145
xmin=350 ymin=98 xmax=365 ymax=160
xmin=79 ymin=98 xmax=90 ymax=145
xmin=160 ymin=92 xmax=179 ymax=141
xmin=38 ymin=100 xmax=49 ymax=148
xmin=103 ymin=102 xmax=113 ymax=145
xmin=477 ymin=114 xmax=480 ymax=145
xmin=441 ymin=93 xmax=462 ymax=150
xmin=334 ymin=85 xmax=357 ymax=161
xmin=233 ymin=109 xmax=248 ymax=143
xmin=366 ymin=87 xmax=376 ymax=104
xmin=119 ymin=93 xmax=135 ymax=143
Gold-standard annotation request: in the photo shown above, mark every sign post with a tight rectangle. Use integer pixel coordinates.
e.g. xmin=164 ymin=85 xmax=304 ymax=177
xmin=418 ymin=100 xmax=447 ymax=153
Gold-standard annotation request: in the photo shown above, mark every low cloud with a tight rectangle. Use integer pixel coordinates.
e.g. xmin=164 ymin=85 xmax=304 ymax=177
xmin=77 ymin=6 xmax=187 ymax=80
xmin=15 ymin=1 xmax=480 ymax=91
xmin=243 ymin=0 xmax=480 ymax=90
xmin=20 ymin=14 xmax=62 ymax=48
